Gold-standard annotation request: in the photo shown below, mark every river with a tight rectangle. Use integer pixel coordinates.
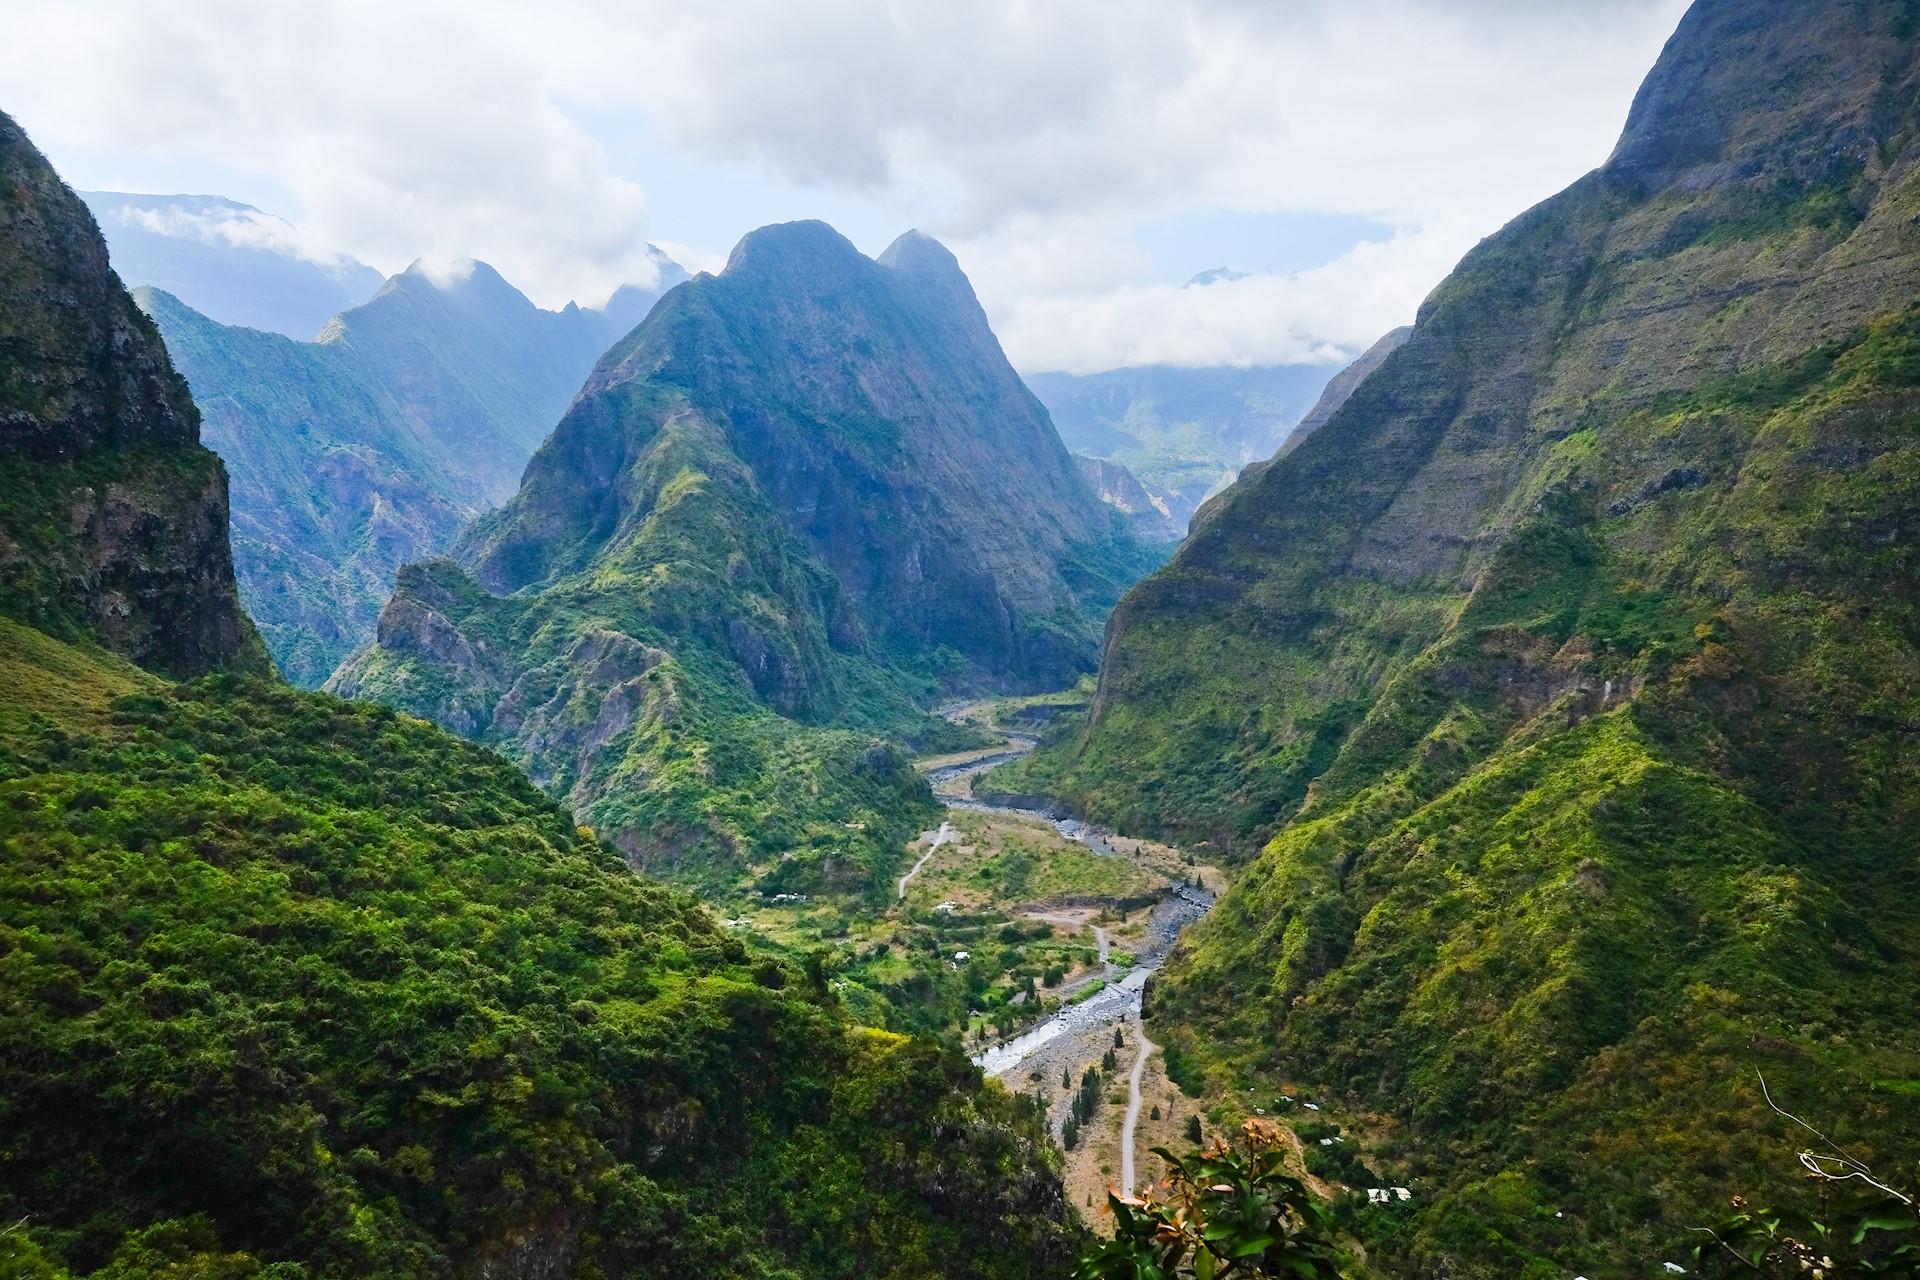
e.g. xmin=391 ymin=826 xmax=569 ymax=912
xmin=920 ymin=732 xmax=1214 ymax=1182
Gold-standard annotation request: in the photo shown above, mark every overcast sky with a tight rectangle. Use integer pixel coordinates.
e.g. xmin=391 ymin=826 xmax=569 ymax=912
xmin=2 ymin=0 xmax=1691 ymax=374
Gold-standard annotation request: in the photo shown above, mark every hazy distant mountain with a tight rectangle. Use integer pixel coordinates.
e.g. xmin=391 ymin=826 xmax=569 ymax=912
xmin=1024 ymin=363 xmax=1336 ymax=526
xmin=1074 ymin=454 xmax=1184 ymax=541
xmin=80 ymin=192 xmax=385 ymax=340
xmin=141 ymin=255 xmax=687 ymax=685
xmin=333 ymin=221 xmax=1160 ymax=891
xmin=315 ymin=257 xmax=685 ymax=505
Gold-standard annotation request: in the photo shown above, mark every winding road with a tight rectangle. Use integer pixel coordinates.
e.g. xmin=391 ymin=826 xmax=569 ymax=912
xmin=1121 ymin=1024 xmax=1157 ymax=1195
xmin=897 ymin=821 xmax=953 ymax=899
xmin=921 ymin=706 xmax=1215 ymax=1197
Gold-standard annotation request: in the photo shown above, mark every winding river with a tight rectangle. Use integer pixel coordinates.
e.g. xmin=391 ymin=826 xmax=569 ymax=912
xmin=920 ymin=742 xmax=1213 ymax=1119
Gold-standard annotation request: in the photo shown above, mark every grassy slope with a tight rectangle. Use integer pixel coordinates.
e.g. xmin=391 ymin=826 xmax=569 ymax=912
xmin=1161 ymin=295 xmax=1920 ymax=1278
xmin=0 ymin=621 xmax=1077 ymax=1280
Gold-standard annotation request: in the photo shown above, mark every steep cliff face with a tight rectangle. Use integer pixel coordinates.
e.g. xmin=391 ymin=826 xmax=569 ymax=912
xmin=0 ymin=111 xmax=262 ymax=677
xmin=1276 ymin=325 xmax=1411 ymax=456
xmin=1003 ymin=0 xmax=1920 ymax=1271
xmin=1075 ymin=454 xmax=1185 ymax=541
xmin=142 ymin=254 xmax=687 ymax=685
xmin=335 ymin=222 xmax=1149 ymax=889
xmin=465 ymin=223 xmax=1146 ymax=683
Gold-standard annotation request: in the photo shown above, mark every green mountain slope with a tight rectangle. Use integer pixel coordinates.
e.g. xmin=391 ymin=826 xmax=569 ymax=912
xmin=136 ymin=287 xmax=472 ymax=687
xmin=0 ymin=107 xmax=1076 ymax=1280
xmin=141 ymin=256 xmax=688 ymax=686
xmin=1003 ymin=0 xmax=1920 ymax=1272
xmin=0 ymin=631 xmax=1076 ymax=1280
xmin=332 ymin=221 xmax=1160 ymax=894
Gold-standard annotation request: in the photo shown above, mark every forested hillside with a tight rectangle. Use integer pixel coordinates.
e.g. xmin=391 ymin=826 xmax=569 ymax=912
xmin=998 ymin=0 xmax=1920 ymax=1273
xmin=0 ymin=105 xmax=1078 ymax=1280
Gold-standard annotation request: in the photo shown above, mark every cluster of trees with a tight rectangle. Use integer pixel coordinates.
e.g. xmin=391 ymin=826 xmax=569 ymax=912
xmin=1062 ymin=1051 xmax=1126 ymax=1152
xmin=0 ymin=673 xmax=1081 ymax=1278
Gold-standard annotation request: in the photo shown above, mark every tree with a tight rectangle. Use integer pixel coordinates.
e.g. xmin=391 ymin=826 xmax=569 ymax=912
xmin=1074 ymin=1119 xmax=1342 ymax=1280
xmin=1185 ymin=1115 xmax=1203 ymax=1145
xmin=1115 ymin=1027 xmax=1126 ymax=1049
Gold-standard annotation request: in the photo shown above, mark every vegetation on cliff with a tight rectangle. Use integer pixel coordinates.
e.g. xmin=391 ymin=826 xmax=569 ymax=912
xmin=334 ymin=221 xmax=1159 ymax=895
xmin=0 ymin=110 xmax=266 ymax=680
xmin=141 ymin=257 xmax=684 ymax=686
xmin=1004 ymin=0 xmax=1920 ymax=1273
xmin=0 ymin=106 xmax=1081 ymax=1280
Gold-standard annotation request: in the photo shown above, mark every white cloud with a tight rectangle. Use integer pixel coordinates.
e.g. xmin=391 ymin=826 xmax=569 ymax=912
xmin=0 ymin=0 xmax=1692 ymax=359
xmin=986 ymin=224 xmax=1474 ymax=374
xmin=112 ymin=202 xmax=347 ymax=267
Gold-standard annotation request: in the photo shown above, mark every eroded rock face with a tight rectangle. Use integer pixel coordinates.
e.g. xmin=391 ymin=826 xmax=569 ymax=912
xmin=1059 ymin=0 xmax=1920 ymax=845
xmin=1019 ymin=3 xmax=1920 ymax=1273
xmin=332 ymin=223 xmax=1153 ymax=881
xmin=464 ymin=221 xmax=1156 ymax=691
xmin=0 ymin=109 xmax=262 ymax=677
xmin=0 ymin=114 xmax=197 ymax=462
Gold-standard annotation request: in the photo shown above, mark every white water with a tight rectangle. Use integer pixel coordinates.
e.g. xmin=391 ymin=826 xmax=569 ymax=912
xmin=973 ymin=965 xmax=1152 ymax=1076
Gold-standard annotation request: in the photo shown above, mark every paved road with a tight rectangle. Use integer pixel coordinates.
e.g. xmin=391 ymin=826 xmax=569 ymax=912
xmin=897 ymin=821 xmax=953 ymax=899
xmin=1121 ymin=1024 xmax=1157 ymax=1195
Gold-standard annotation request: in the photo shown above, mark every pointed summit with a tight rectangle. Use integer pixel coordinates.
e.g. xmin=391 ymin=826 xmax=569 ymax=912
xmin=335 ymin=218 xmax=1157 ymax=885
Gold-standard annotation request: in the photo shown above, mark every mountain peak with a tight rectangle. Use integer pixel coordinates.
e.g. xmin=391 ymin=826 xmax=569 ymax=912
xmin=876 ymin=227 xmax=959 ymax=276
xmin=722 ymin=219 xmax=864 ymax=278
xmin=1605 ymin=0 xmax=1918 ymax=188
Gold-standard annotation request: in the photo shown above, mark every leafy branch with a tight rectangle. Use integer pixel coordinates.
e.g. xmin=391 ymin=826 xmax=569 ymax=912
xmin=1074 ymin=1119 xmax=1343 ymax=1280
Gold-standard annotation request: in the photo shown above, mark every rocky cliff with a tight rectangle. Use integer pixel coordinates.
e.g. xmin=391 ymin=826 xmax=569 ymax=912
xmin=1001 ymin=0 xmax=1920 ymax=1272
xmin=333 ymin=221 xmax=1155 ymax=890
xmin=1276 ymin=324 xmax=1411 ymax=456
xmin=1075 ymin=453 xmax=1184 ymax=541
xmin=141 ymin=254 xmax=688 ymax=685
xmin=0 ymin=111 xmax=262 ymax=677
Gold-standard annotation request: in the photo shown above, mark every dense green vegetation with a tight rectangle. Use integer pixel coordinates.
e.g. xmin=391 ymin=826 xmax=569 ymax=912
xmin=1017 ymin=3 xmax=1920 ymax=1275
xmin=335 ymin=222 xmax=1159 ymax=897
xmin=2 ymin=111 xmax=1085 ymax=1280
xmin=1074 ymin=1120 xmax=1343 ymax=1280
xmin=0 ymin=629 xmax=1080 ymax=1278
